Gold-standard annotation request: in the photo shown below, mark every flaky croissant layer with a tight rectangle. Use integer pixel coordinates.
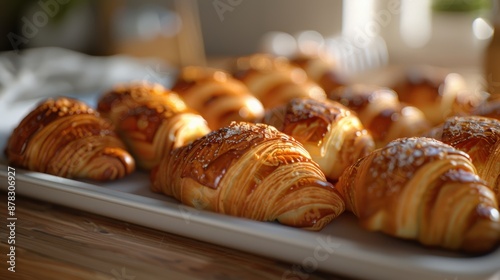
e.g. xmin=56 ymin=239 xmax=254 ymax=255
xmin=329 ymin=84 xmax=430 ymax=148
xmin=390 ymin=66 xmax=481 ymax=125
xmin=151 ymin=121 xmax=345 ymax=230
xmin=262 ymin=97 xmax=374 ymax=181
xmin=336 ymin=137 xmax=500 ymax=254
xmin=424 ymin=116 xmax=500 ymax=202
xmin=97 ymin=81 xmax=211 ymax=170
xmin=172 ymin=66 xmax=265 ymax=130
xmin=291 ymin=54 xmax=345 ymax=93
xmin=5 ymin=97 xmax=135 ymax=181
xmin=232 ymin=53 xmax=326 ymax=109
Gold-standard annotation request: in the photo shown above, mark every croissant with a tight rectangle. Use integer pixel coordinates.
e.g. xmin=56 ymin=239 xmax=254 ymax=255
xmin=424 ymin=116 xmax=500 ymax=202
xmin=150 ymin=122 xmax=345 ymax=230
xmin=336 ymin=137 xmax=500 ymax=254
xmin=390 ymin=65 xmax=481 ymax=125
xmin=291 ymin=54 xmax=345 ymax=93
xmin=232 ymin=53 xmax=326 ymax=108
xmin=171 ymin=66 xmax=265 ymax=130
xmin=97 ymin=82 xmax=211 ymax=170
xmin=5 ymin=97 xmax=135 ymax=181
xmin=329 ymin=84 xmax=430 ymax=148
xmin=261 ymin=97 xmax=374 ymax=181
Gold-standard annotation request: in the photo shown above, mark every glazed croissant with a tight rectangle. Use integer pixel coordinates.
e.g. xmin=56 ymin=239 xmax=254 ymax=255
xmin=336 ymin=137 xmax=500 ymax=254
xmin=5 ymin=97 xmax=135 ymax=181
xmin=261 ymin=97 xmax=374 ymax=181
xmin=390 ymin=65 xmax=481 ymax=125
xmin=424 ymin=116 xmax=500 ymax=202
xmin=151 ymin=122 xmax=345 ymax=230
xmin=329 ymin=84 xmax=430 ymax=148
xmin=232 ymin=53 xmax=326 ymax=108
xmin=97 ymin=82 xmax=211 ymax=170
xmin=172 ymin=66 xmax=265 ymax=130
xmin=291 ymin=54 xmax=345 ymax=93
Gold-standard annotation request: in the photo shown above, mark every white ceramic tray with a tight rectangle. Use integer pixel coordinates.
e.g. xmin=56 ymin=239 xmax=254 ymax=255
xmin=0 ymin=93 xmax=499 ymax=280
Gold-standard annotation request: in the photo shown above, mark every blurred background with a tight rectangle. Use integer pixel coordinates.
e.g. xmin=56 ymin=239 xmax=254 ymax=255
xmin=0 ymin=0 xmax=496 ymax=68
xmin=0 ymin=0 xmax=499 ymax=153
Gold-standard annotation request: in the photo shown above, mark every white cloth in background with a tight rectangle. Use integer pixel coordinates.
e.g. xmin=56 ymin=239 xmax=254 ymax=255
xmin=0 ymin=47 xmax=174 ymax=159
xmin=0 ymin=47 xmax=174 ymax=106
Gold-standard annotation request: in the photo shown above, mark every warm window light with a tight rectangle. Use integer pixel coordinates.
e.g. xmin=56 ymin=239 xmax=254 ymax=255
xmin=472 ymin=17 xmax=494 ymax=40
xmin=137 ymin=11 xmax=163 ymax=40
xmin=295 ymin=30 xmax=325 ymax=56
xmin=115 ymin=6 xmax=182 ymax=41
xmin=400 ymin=0 xmax=432 ymax=48
xmin=260 ymin=31 xmax=297 ymax=57
xmin=342 ymin=0 xmax=376 ymax=37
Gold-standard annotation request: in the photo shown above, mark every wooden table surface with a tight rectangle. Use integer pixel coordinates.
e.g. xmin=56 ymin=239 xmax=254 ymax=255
xmin=0 ymin=191 xmax=354 ymax=280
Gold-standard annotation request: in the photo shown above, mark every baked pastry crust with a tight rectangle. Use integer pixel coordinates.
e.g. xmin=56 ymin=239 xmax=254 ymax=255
xmin=390 ymin=66 xmax=480 ymax=125
xmin=291 ymin=54 xmax=345 ymax=93
xmin=329 ymin=84 xmax=430 ymax=148
xmin=97 ymin=81 xmax=210 ymax=170
xmin=262 ymin=97 xmax=374 ymax=181
xmin=5 ymin=97 xmax=135 ymax=180
xmin=172 ymin=66 xmax=264 ymax=130
xmin=424 ymin=116 xmax=500 ymax=201
xmin=232 ymin=53 xmax=326 ymax=108
xmin=151 ymin=121 xmax=345 ymax=230
xmin=336 ymin=137 xmax=500 ymax=254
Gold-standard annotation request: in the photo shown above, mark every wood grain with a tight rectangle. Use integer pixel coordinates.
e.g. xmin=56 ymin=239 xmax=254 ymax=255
xmin=0 ymin=192 xmax=352 ymax=280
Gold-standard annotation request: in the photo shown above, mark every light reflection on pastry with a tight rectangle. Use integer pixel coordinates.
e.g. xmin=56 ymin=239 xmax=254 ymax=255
xmin=172 ymin=66 xmax=264 ymax=130
xmin=232 ymin=53 xmax=326 ymax=108
xmin=424 ymin=116 xmax=500 ymax=202
xmin=5 ymin=97 xmax=135 ymax=181
xmin=262 ymin=97 xmax=374 ymax=181
xmin=97 ymin=81 xmax=211 ymax=170
xmin=390 ymin=65 xmax=482 ymax=125
xmin=329 ymin=84 xmax=430 ymax=148
xmin=336 ymin=137 xmax=500 ymax=254
xmin=291 ymin=54 xmax=345 ymax=93
xmin=151 ymin=121 xmax=345 ymax=230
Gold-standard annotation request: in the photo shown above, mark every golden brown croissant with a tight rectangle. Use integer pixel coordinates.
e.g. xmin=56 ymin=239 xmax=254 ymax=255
xmin=336 ymin=137 xmax=500 ymax=254
xmin=171 ymin=66 xmax=265 ymax=130
xmin=390 ymin=65 xmax=481 ymax=125
xmin=291 ymin=54 xmax=345 ymax=93
xmin=5 ymin=97 xmax=135 ymax=181
xmin=150 ymin=121 xmax=345 ymax=230
xmin=232 ymin=53 xmax=326 ymax=108
xmin=97 ymin=82 xmax=211 ymax=170
xmin=329 ymin=84 xmax=430 ymax=148
xmin=261 ymin=97 xmax=374 ymax=181
xmin=424 ymin=116 xmax=500 ymax=202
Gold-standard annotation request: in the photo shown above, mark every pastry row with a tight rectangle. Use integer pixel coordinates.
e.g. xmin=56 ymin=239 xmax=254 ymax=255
xmin=4 ymin=53 xmax=500 ymax=255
